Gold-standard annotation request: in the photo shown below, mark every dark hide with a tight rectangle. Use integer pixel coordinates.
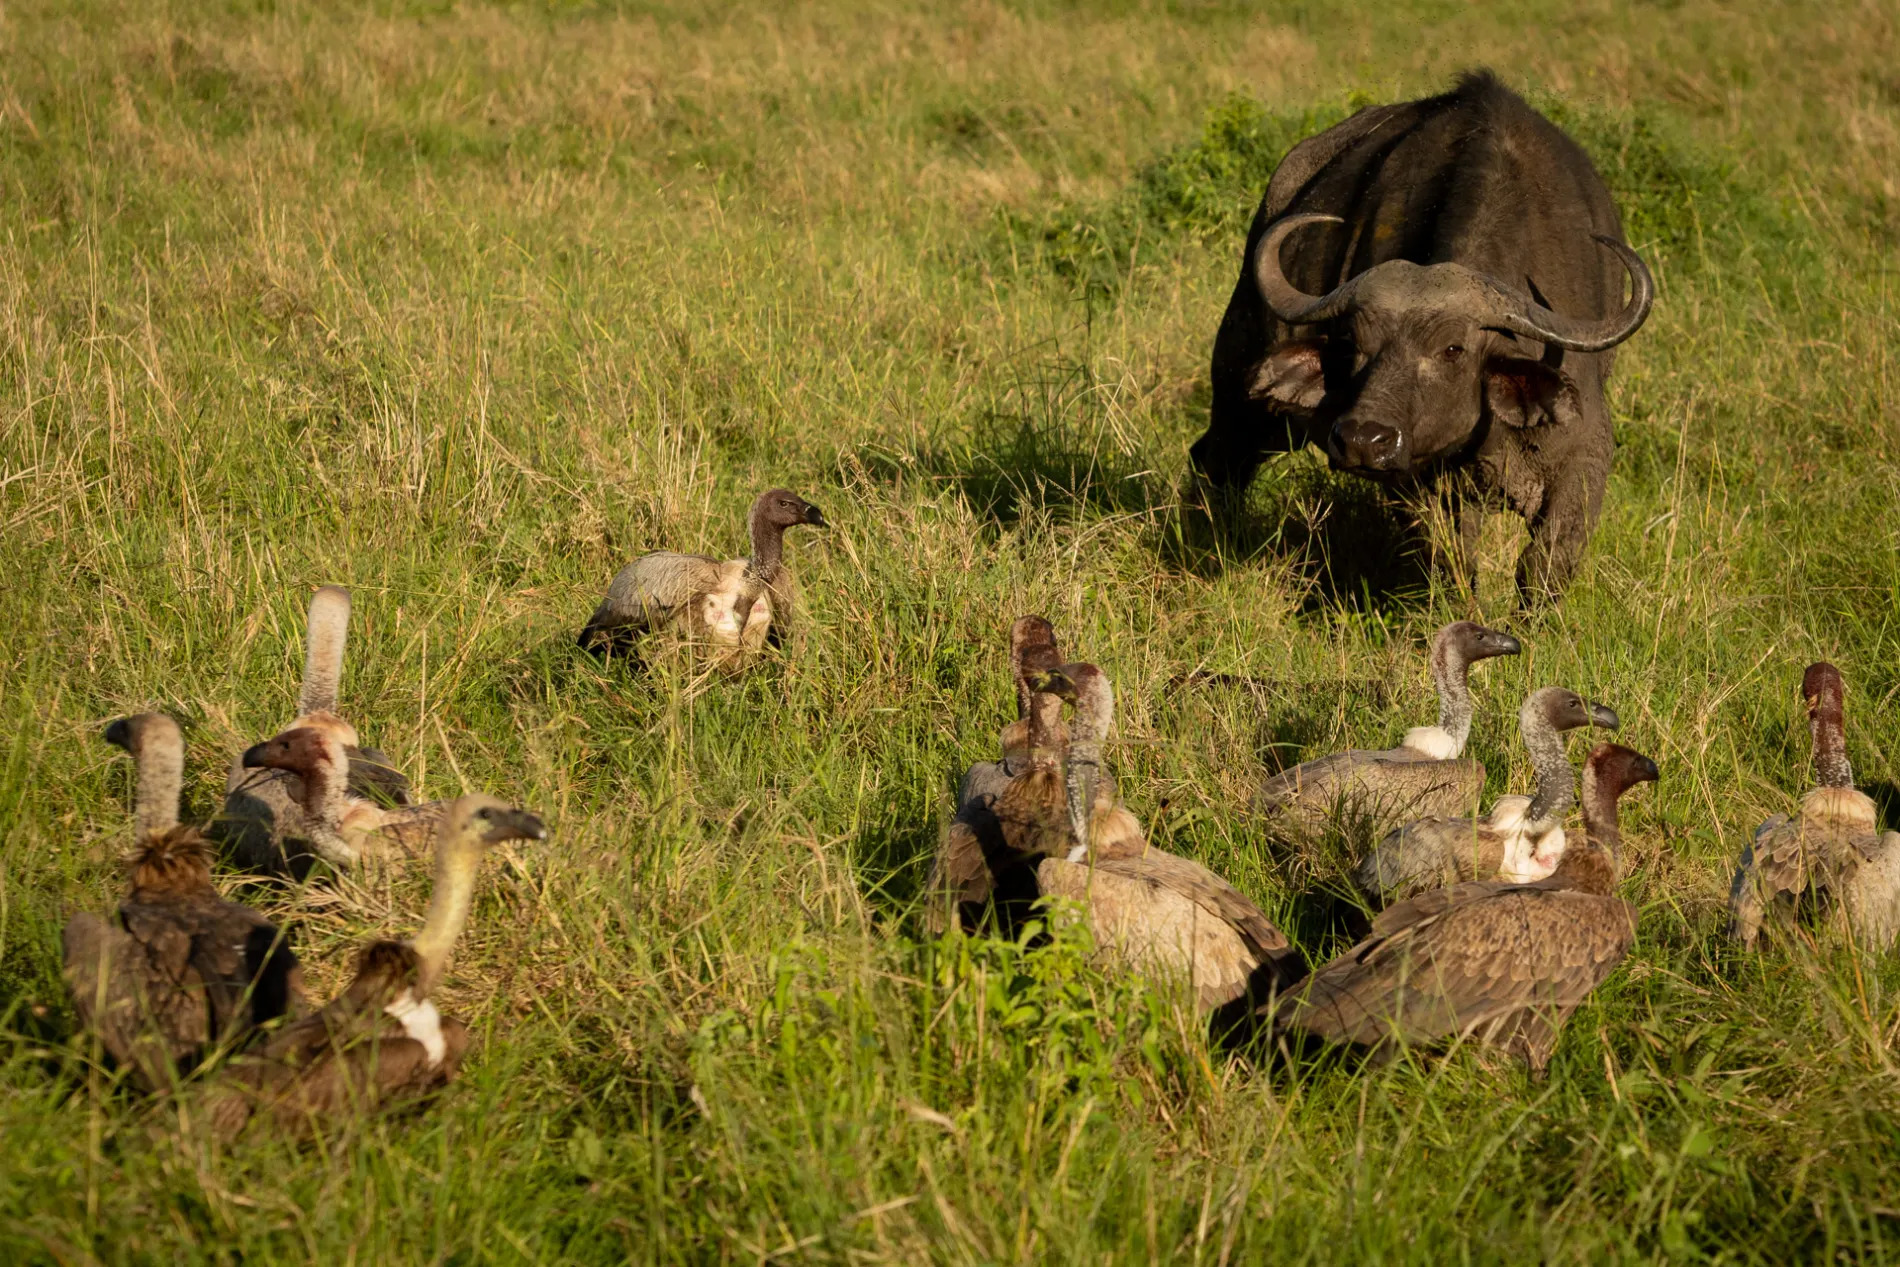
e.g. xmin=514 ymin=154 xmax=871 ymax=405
xmin=1192 ymin=71 xmax=1647 ymax=602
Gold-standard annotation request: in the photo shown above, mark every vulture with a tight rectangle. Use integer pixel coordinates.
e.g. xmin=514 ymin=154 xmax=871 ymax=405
xmin=1730 ymin=662 xmax=1900 ymax=950
xmin=1273 ymin=742 xmax=1660 ymax=1076
xmin=204 ymin=794 xmax=546 ymax=1139
xmin=63 ymin=714 xmax=304 ymax=1090
xmin=1024 ymin=663 xmax=1305 ymax=1010
xmin=1257 ymin=621 xmax=1521 ymax=836
xmin=577 ymin=487 xmax=827 ymax=663
xmin=925 ymin=614 xmax=1066 ymax=934
xmin=241 ymin=725 xmax=447 ymax=867
xmin=1356 ymin=686 xmax=1618 ymax=904
xmin=217 ymin=585 xmax=417 ymax=873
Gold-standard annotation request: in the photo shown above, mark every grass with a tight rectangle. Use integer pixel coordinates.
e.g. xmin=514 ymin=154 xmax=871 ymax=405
xmin=2 ymin=0 xmax=1899 ymax=1260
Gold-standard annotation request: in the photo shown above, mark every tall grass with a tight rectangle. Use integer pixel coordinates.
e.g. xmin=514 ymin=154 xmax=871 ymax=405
xmin=1 ymin=0 xmax=1898 ymax=1260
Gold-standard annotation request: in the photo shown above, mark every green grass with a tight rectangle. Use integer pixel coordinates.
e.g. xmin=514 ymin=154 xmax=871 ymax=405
xmin=3 ymin=0 xmax=1900 ymax=1260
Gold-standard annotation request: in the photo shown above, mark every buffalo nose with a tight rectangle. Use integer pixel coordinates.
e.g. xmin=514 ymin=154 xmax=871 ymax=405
xmin=1328 ymin=419 xmax=1407 ymax=472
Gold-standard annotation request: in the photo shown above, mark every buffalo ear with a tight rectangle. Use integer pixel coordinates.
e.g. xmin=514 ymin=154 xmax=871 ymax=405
xmin=1248 ymin=340 xmax=1327 ymax=413
xmin=1485 ymin=357 xmax=1583 ymax=429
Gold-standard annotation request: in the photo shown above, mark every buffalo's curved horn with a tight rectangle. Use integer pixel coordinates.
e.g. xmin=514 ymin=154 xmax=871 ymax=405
xmin=1481 ymin=236 xmax=1654 ymax=352
xmin=1253 ymin=213 xmax=1359 ymax=324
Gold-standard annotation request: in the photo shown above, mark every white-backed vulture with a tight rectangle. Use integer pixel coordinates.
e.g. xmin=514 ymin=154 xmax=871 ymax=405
xmin=926 ymin=615 xmax=1066 ymax=934
xmin=63 ymin=714 xmax=304 ymax=1090
xmin=240 ymin=725 xmax=447 ymax=868
xmin=1730 ymin=662 xmax=1900 ymax=950
xmin=1355 ymin=686 xmax=1619 ymax=904
xmin=217 ymin=585 xmax=417 ymax=873
xmin=577 ymin=488 xmax=826 ymax=663
xmin=1257 ymin=621 xmax=1521 ymax=835
xmin=1026 ymin=663 xmax=1305 ymax=1010
xmin=1274 ymin=742 xmax=1659 ymax=1076
xmin=204 ymin=794 xmax=545 ymax=1139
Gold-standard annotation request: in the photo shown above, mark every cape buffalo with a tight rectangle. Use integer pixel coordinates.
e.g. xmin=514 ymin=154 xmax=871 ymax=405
xmin=1190 ymin=71 xmax=1653 ymax=602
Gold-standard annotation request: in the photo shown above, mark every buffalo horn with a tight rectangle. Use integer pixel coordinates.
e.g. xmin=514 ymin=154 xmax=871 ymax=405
xmin=1252 ymin=213 xmax=1359 ymax=324
xmin=1479 ymin=236 xmax=1655 ymax=352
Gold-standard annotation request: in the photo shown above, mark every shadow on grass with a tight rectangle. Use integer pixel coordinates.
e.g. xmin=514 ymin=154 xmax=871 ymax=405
xmin=867 ymin=357 xmax=1167 ymax=529
xmin=1166 ymin=453 xmax=1437 ymax=614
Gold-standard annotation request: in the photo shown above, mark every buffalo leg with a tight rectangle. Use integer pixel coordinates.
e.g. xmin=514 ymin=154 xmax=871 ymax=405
xmin=1514 ymin=464 xmax=1605 ymax=604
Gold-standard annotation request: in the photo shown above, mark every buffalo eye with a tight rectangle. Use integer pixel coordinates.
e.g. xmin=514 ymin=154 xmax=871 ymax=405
xmin=1441 ymin=344 xmax=1466 ymax=363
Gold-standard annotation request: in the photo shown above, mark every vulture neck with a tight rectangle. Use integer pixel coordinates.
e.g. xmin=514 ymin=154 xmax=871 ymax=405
xmin=1579 ymin=763 xmax=1625 ymax=864
xmin=1429 ymin=635 xmax=1474 ymax=754
xmin=1809 ymin=693 xmax=1853 ymax=790
xmin=134 ymin=728 xmax=185 ymax=839
xmin=298 ymin=586 xmax=351 ymax=718
xmin=1022 ymin=689 xmax=1064 ymax=774
xmin=745 ymin=499 xmax=786 ymax=581
xmin=1062 ymin=673 xmax=1113 ymax=859
xmin=409 ymin=830 xmax=484 ymax=997
xmin=295 ymin=733 xmax=357 ymax=860
xmin=1521 ymin=702 xmax=1576 ymax=832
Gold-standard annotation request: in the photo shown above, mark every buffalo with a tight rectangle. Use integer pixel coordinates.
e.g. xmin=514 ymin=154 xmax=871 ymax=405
xmin=1190 ymin=71 xmax=1653 ymax=602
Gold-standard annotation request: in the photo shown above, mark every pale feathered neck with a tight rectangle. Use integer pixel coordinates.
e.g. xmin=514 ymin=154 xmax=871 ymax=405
xmin=1428 ymin=629 xmax=1475 ymax=753
xmin=1520 ymin=696 xmax=1577 ymax=831
xmin=409 ymin=830 xmax=485 ymax=996
xmin=298 ymin=586 xmax=351 ymax=718
xmin=133 ymin=723 xmax=185 ymax=838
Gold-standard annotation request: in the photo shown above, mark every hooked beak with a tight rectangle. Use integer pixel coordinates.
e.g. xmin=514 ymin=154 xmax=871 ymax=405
xmin=1490 ymin=633 xmax=1523 ymax=658
xmin=1588 ymin=702 xmax=1620 ymax=731
xmin=240 ymin=740 xmax=277 ymax=769
xmin=103 ymin=718 xmax=133 ymax=751
xmin=1634 ymin=756 xmax=1660 ymax=784
xmin=484 ymin=808 xmax=548 ymax=845
xmin=804 ymin=505 xmax=828 ymax=528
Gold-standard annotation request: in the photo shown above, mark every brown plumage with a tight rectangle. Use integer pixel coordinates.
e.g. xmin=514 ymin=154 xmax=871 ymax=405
xmin=1257 ymin=622 xmax=1520 ymax=837
xmin=1356 ymin=686 xmax=1619 ymax=904
xmin=204 ymin=794 xmax=546 ymax=1139
xmin=241 ymin=725 xmax=448 ymax=868
xmin=1730 ymin=662 xmax=1900 ymax=950
xmin=217 ymin=586 xmax=418 ymax=874
xmin=1027 ymin=663 xmax=1304 ymax=1009
xmin=1275 ymin=743 xmax=1659 ymax=1076
xmin=577 ymin=487 xmax=827 ymax=662
xmin=63 ymin=715 xmax=303 ymax=1090
xmin=926 ymin=615 xmax=1066 ymax=934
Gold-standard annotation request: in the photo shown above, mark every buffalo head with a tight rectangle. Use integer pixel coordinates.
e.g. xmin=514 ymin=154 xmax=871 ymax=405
xmin=1247 ymin=213 xmax=1653 ymax=475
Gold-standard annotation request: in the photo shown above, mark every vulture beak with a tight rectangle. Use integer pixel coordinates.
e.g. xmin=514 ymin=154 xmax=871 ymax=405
xmin=803 ymin=505 xmax=828 ymax=528
xmin=1588 ymin=701 xmax=1620 ymax=731
xmin=484 ymin=808 xmax=549 ymax=845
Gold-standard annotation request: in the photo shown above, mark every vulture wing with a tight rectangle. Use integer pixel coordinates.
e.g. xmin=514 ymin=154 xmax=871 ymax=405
xmin=113 ymin=900 xmax=212 ymax=1054
xmin=1259 ymin=749 xmax=1484 ymax=818
xmin=1284 ymin=887 xmax=1635 ymax=1051
xmin=580 ymin=552 xmax=726 ymax=646
xmin=1037 ymin=857 xmax=1262 ymax=1009
xmin=62 ymin=913 xmax=177 ymax=1089
xmin=1356 ymin=813 xmax=1510 ymax=904
xmin=1729 ymin=815 xmax=1806 ymax=947
xmin=347 ymin=746 xmax=415 ymax=807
